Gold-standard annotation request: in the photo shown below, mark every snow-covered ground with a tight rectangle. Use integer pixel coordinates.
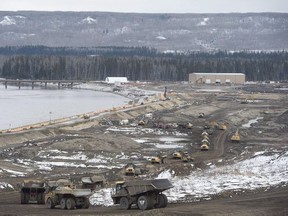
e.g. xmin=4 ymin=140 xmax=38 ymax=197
xmin=90 ymin=151 xmax=288 ymax=206
xmin=0 ymin=182 xmax=13 ymax=189
xmin=242 ymin=117 xmax=263 ymax=128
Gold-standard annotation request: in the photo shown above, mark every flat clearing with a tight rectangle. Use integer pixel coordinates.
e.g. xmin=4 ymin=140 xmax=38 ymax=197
xmin=0 ymin=82 xmax=287 ymax=215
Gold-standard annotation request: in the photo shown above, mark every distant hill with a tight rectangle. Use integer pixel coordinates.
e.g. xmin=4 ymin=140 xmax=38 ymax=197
xmin=0 ymin=11 xmax=288 ymax=52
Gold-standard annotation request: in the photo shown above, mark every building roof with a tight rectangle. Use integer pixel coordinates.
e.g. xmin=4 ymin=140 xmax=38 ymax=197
xmin=191 ymin=73 xmax=245 ymax=76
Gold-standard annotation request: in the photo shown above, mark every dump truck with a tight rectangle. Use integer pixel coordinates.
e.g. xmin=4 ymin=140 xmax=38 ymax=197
xmin=201 ymin=143 xmax=209 ymax=151
xmin=111 ymin=179 xmax=173 ymax=210
xmin=150 ymin=153 xmax=167 ymax=164
xmin=124 ymin=163 xmax=144 ymax=176
xmin=201 ymin=131 xmax=209 ymax=136
xmin=198 ymin=113 xmax=204 ymax=118
xmin=19 ymin=179 xmax=46 ymax=204
xmin=231 ymin=130 xmax=240 ymax=142
xmin=81 ymin=175 xmax=105 ymax=190
xmin=45 ymin=179 xmax=91 ymax=210
xmin=172 ymin=151 xmax=183 ymax=159
xmin=181 ymin=152 xmax=194 ymax=162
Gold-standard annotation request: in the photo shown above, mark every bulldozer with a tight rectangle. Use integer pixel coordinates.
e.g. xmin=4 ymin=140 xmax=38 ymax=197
xmin=231 ymin=130 xmax=241 ymax=142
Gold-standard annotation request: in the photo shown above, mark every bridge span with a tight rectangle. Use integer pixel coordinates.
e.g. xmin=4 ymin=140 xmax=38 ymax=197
xmin=0 ymin=79 xmax=87 ymax=89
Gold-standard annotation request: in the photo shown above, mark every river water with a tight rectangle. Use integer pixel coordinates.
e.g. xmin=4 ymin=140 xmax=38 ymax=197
xmin=0 ymin=86 xmax=128 ymax=130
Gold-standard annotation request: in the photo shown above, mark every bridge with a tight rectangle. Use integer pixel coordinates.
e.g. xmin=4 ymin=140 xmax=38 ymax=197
xmin=0 ymin=79 xmax=87 ymax=89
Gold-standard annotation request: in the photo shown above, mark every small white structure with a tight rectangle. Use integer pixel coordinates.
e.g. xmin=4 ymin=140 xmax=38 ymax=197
xmin=105 ymin=77 xmax=128 ymax=84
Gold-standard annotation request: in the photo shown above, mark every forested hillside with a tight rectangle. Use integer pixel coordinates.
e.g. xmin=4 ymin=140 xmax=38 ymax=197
xmin=0 ymin=49 xmax=287 ymax=82
xmin=1 ymin=12 xmax=288 ymax=51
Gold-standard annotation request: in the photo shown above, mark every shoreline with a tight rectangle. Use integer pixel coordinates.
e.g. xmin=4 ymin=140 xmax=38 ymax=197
xmin=0 ymin=82 xmax=164 ymax=134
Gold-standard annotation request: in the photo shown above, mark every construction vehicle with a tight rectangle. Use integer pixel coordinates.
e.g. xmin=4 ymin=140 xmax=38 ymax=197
xmin=19 ymin=179 xmax=46 ymax=204
xmin=177 ymin=122 xmax=192 ymax=129
xmin=150 ymin=153 xmax=167 ymax=164
xmin=124 ymin=163 xmax=144 ymax=176
xmin=186 ymin=123 xmax=193 ymax=129
xmin=201 ymin=143 xmax=209 ymax=151
xmin=202 ymin=138 xmax=210 ymax=144
xmin=181 ymin=152 xmax=194 ymax=162
xmin=172 ymin=151 xmax=183 ymax=159
xmin=81 ymin=175 xmax=105 ymax=190
xmin=138 ymin=120 xmax=145 ymax=126
xmin=202 ymin=135 xmax=209 ymax=140
xmin=201 ymin=131 xmax=209 ymax=136
xmin=231 ymin=130 xmax=241 ymax=142
xmin=45 ymin=179 xmax=91 ymax=210
xmin=198 ymin=113 xmax=204 ymax=118
xmin=111 ymin=179 xmax=173 ymax=210
xmin=217 ymin=124 xmax=227 ymax=130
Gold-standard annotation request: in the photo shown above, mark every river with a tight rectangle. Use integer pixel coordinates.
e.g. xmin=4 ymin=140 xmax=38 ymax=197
xmin=0 ymin=86 xmax=128 ymax=130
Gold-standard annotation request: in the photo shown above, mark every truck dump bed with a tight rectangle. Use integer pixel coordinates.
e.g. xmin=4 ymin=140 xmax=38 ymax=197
xmin=54 ymin=186 xmax=92 ymax=197
xmin=124 ymin=179 xmax=173 ymax=196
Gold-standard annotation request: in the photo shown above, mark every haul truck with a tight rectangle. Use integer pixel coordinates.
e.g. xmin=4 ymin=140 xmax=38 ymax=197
xmin=111 ymin=179 xmax=173 ymax=210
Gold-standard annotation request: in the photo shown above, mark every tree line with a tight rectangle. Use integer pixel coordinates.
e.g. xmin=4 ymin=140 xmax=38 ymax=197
xmin=0 ymin=49 xmax=287 ymax=82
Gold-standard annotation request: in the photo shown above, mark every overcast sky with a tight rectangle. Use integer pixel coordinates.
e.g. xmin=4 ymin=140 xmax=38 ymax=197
xmin=1 ymin=0 xmax=288 ymax=13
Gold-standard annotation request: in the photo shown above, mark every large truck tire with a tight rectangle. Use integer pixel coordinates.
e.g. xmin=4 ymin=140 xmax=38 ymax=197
xmin=47 ymin=198 xmax=55 ymax=209
xmin=137 ymin=195 xmax=153 ymax=210
xmin=82 ymin=197 xmax=90 ymax=209
xmin=60 ymin=198 xmax=67 ymax=209
xmin=155 ymin=194 xmax=166 ymax=208
xmin=161 ymin=194 xmax=168 ymax=208
xmin=37 ymin=192 xmax=45 ymax=204
xmin=66 ymin=198 xmax=76 ymax=210
xmin=20 ymin=192 xmax=27 ymax=204
xmin=119 ymin=197 xmax=130 ymax=210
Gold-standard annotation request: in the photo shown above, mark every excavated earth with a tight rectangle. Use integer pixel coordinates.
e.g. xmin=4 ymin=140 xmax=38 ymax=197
xmin=0 ymin=82 xmax=288 ymax=216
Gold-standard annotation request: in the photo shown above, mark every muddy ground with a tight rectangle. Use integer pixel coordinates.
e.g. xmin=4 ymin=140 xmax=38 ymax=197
xmin=0 ymin=82 xmax=287 ymax=215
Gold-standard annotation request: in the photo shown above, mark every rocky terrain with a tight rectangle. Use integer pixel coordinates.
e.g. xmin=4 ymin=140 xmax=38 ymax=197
xmin=0 ymin=82 xmax=287 ymax=215
xmin=0 ymin=12 xmax=288 ymax=51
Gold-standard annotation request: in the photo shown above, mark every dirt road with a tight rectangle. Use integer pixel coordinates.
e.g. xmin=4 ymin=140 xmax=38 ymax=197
xmin=0 ymin=186 xmax=287 ymax=216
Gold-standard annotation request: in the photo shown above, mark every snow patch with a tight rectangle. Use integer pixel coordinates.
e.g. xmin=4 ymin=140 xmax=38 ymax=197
xmin=242 ymin=117 xmax=263 ymax=128
xmin=156 ymin=36 xmax=167 ymax=40
xmin=80 ymin=16 xmax=97 ymax=24
xmin=2 ymin=168 xmax=26 ymax=176
xmin=197 ymin=17 xmax=209 ymax=26
xmin=0 ymin=16 xmax=16 ymax=25
xmin=0 ymin=182 xmax=14 ymax=189
xmin=158 ymin=152 xmax=288 ymax=202
xmin=90 ymin=188 xmax=114 ymax=206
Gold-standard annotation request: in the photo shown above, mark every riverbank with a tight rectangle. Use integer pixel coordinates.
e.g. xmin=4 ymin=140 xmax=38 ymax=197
xmin=0 ymin=81 xmax=164 ymax=134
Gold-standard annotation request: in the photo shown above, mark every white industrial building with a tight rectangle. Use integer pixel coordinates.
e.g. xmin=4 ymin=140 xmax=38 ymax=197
xmin=189 ymin=73 xmax=245 ymax=84
xmin=105 ymin=77 xmax=128 ymax=84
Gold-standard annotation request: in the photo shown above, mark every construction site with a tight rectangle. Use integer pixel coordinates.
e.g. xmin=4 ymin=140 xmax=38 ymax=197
xmin=0 ymin=81 xmax=288 ymax=216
